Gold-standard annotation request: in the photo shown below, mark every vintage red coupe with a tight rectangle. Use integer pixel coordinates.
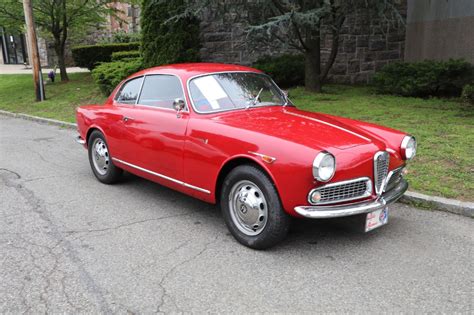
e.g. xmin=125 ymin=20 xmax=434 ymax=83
xmin=76 ymin=63 xmax=416 ymax=249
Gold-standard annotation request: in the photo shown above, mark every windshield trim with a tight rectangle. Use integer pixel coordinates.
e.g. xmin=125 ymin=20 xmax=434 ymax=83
xmin=186 ymin=71 xmax=287 ymax=115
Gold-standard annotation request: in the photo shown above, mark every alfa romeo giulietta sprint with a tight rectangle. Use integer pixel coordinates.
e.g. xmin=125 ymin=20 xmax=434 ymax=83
xmin=76 ymin=63 xmax=416 ymax=249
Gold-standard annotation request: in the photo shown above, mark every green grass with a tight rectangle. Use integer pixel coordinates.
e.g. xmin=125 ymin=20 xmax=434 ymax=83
xmin=0 ymin=73 xmax=105 ymax=123
xmin=291 ymin=85 xmax=474 ymax=201
xmin=0 ymin=74 xmax=472 ymax=200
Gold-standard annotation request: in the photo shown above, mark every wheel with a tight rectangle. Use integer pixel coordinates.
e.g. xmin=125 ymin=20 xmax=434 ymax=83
xmin=88 ymin=130 xmax=122 ymax=184
xmin=220 ymin=165 xmax=290 ymax=249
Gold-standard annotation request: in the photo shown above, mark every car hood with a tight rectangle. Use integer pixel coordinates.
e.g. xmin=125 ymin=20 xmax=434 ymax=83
xmin=212 ymin=106 xmax=384 ymax=151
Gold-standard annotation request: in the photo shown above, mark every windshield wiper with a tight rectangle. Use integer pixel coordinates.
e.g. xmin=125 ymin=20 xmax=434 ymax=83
xmin=247 ymin=88 xmax=264 ymax=109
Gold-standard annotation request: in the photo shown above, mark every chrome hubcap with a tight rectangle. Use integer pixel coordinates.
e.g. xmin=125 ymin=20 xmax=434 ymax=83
xmin=92 ymin=138 xmax=109 ymax=175
xmin=229 ymin=180 xmax=268 ymax=236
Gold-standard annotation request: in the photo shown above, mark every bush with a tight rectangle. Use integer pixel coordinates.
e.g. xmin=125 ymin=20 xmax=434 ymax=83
xmin=72 ymin=42 xmax=140 ymax=70
xmin=91 ymin=58 xmax=144 ymax=96
xmin=111 ymin=50 xmax=141 ymax=62
xmin=141 ymin=0 xmax=200 ymax=68
xmin=252 ymin=54 xmax=305 ymax=88
xmin=373 ymin=59 xmax=474 ymax=97
xmin=461 ymin=84 xmax=474 ymax=105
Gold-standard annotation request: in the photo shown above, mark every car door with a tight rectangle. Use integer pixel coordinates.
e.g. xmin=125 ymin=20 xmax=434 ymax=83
xmin=123 ymin=74 xmax=189 ymax=182
xmin=106 ymin=76 xmax=144 ymax=163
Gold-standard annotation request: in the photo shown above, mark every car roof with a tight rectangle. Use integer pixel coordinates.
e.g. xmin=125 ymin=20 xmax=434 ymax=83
xmin=132 ymin=63 xmax=263 ymax=80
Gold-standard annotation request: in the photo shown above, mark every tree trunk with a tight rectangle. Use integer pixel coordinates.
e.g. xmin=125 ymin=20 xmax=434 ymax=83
xmin=304 ymin=28 xmax=322 ymax=93
xmin=304 ymin=49 xmax=322 ymax=92
xmin=57 ymin=49 xmax=68 ymax=82
xmin=53 ymin=36 xmax=69 ymax=82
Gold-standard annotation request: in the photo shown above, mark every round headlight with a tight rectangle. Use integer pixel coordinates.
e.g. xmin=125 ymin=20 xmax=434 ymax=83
xmin=401 ymin=135 xmax=417 ymax=160
xmin=313 ymin=152 xmax=336 ymax=182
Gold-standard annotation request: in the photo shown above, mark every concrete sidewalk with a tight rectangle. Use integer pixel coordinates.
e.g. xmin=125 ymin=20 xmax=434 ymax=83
xmin=0 ymin=64 xmax=88 ymax=75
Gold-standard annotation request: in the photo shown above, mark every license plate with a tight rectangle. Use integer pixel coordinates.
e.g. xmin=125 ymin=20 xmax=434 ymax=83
xmin=365 ymin=207 xmax=388 ymax=232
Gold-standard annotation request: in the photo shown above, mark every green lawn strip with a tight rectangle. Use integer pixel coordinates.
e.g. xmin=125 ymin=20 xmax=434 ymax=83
xmin=0 ymin=74 xmax=472 ymax=201
xmin=291 ymin=85 xmax=474 ymax=201
xmin=0 ymin=73 xmax=105 ymax=123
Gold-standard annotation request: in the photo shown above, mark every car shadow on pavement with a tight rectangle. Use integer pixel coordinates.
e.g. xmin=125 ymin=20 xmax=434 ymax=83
xmin=115 ymin=171 xmax=394 ymax=251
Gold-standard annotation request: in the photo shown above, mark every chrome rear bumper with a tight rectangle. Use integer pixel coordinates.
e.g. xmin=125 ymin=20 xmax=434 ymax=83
xmin=75 ymin=135 xmax=86 ymax=145
xmin=294 ymin=179 xmax=408 ymax=218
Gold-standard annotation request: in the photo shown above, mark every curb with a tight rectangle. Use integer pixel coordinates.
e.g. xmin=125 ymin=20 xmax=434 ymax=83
xmin=1 ymin=109 xmax=473 ymax=219
xmin=0 ymin=109 xmax=76 ymax=130
xmin=400 ymin=191 xmax=473 ymax=218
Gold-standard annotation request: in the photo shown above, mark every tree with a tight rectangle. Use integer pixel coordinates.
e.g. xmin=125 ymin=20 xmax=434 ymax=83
xmin=141 ymin=0 xmax=200 ymax=68
xmin=0 ymin=0 xmax=115 ymax=81
xmin=175 ymin=0 xmax=404 ymax=92
xmin=246 ymin=0 xmax=404 ymax=92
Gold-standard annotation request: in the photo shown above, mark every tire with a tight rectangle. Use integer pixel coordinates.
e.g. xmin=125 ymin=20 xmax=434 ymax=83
xmin=220 ymin=165 xmax=290 ymax=249
xmin=88 ymin=130 xmax=122 ymax=184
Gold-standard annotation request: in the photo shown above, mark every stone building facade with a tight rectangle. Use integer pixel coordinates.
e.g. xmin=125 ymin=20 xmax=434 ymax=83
xmin=200 ymin=1 xmax=407 ymax=84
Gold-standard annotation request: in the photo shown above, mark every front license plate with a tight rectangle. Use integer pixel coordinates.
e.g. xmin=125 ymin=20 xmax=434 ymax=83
xmin=365 ymin=207 xmax=388 ymax=232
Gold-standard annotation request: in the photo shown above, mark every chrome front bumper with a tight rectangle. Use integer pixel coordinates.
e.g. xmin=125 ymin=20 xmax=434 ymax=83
xmin=294 ymin=179 xmax=408 ymax=218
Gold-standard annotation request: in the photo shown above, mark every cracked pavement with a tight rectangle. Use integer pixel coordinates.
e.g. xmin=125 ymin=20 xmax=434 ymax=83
xmin=0 ymin=116 xmax=473 ymax=313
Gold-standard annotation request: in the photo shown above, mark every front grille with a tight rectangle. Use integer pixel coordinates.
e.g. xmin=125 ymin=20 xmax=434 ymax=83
xmin=374 ymin=151 xmax=390 ymax=194
xmin=309 ymin=178 xmax=372 ymax=205
xmin=386 ymin=166 xmax=403 ymax=192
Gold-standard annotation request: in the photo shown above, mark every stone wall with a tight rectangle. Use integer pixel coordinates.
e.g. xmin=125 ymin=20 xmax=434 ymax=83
xmin=199 ymin=1 xmax=407 ymax=84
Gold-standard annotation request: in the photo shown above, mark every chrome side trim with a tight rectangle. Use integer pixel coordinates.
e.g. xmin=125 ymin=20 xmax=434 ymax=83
xmin=307 ymin=177 xmax=372 ymax=205
xmin=283 ymin=111 xmax=372 ymax=142
xmin=295 ymin=178 xmax=408 ymax=219
xmin=111 ymin=157 xmax=211 ymax=194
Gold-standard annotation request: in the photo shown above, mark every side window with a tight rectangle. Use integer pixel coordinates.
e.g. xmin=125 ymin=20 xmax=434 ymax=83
xmin=115 ymin=77 xmax=143 ymax=104
xmin=138 ymin=75 xmax=184 ymax=109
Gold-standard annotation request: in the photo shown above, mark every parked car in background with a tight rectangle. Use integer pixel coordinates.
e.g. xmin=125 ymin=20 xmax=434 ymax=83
xmin=76 ymin=63 xmax=417 ymax=249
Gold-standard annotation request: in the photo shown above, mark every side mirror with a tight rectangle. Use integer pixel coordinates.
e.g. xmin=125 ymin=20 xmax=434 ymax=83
xmin=173 ymin=98 xmax=185 ymax=117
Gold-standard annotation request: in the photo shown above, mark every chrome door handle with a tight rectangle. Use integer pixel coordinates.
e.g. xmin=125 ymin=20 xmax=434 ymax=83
xmin=123 ymin=116 xmax=134 ymax=122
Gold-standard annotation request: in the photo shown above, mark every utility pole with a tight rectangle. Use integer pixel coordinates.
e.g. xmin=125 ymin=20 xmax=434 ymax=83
xmin=22 ymin=0 xmax=45 ymax=101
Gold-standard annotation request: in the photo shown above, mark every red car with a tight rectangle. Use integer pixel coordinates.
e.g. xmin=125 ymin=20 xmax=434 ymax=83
xmin=76 ymin=63 xmax=417 ymax=249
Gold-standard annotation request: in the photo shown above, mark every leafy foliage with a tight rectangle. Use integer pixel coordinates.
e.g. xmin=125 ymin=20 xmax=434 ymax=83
xmin=91 ymin=58 xmax=144 ymax=96
xmin=111 ymin=50 xmax=142 ymax=61
xmin=253 ymin=54 xmax=305 ymax=88
xmin=72 ymin=42 xmax=140 ymax=70
xmin=141 ymin=0 xmax=201 ymax=68
xmin=461 ymin=84 xmax=474 ymax=105
xmin=373 ymin=59 xmax=474 ymax=97
xmin=101 ymin=30 xmax=142 ymax=44
xmin=0 ymin=0 xmax=117 ymax=81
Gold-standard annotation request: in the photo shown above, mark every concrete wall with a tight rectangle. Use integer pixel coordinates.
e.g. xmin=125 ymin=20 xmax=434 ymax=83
xmin=405 ymin=0 xmax=474 ymax=63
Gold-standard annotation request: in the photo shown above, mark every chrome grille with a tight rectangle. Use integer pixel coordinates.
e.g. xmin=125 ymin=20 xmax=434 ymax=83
xmin=386 ymin=166 xmax=403 ymax=192
xmin=374 ymin=151 xmax=390 ymax=195
xmin=309 ymin=178 xmax=372 ymax=205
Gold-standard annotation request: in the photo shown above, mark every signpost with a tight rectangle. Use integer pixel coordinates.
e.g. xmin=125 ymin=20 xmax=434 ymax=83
xmin=22 ymin=0 xmax=45 ymax=101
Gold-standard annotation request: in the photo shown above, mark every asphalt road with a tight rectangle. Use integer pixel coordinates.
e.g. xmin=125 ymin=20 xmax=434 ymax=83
xmin=0 ymin=116 xmax=473 ymax=313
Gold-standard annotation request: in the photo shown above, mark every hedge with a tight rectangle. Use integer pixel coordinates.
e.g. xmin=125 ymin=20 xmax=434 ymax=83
xmin=72 ymin=42 xmax=140 ymax=70
xmin=91 ymin=58 xmax=144 ymax=96
xmin=461 ymin=84 xmax=474 ymax=105
xmin=111 ymin=50 xmax=141 ymax=62
xmin=373 ymin=59 xmax=474 ymax=97
xmin=252 ymin=54 xmax=305 ymax=88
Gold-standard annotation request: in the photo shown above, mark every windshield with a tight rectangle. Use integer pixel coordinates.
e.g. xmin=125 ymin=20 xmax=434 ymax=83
xmin=189 ymin=72 xmax=286 ymax=113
